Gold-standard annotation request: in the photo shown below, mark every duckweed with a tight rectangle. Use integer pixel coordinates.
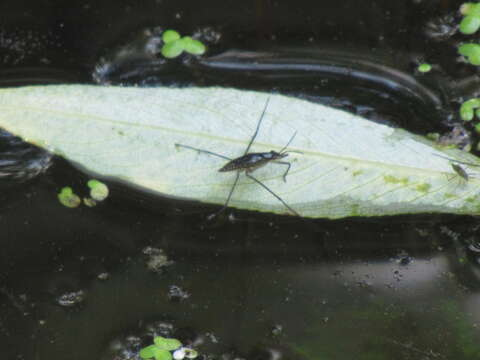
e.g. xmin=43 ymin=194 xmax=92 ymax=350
xmin=58 ymin=187 xmax=81 ymax=208
xmin=87 ymin=179 xmax=109 ymax=201
xmin=417 ymin=63 xmax=432 ymax=73
xmin=460 ymin=3 xmax=480 ymax=34
xmin=160 ymin=29 xmax=207 ymax=58
xmin=458 ymin=43 xmax=480 ymax=66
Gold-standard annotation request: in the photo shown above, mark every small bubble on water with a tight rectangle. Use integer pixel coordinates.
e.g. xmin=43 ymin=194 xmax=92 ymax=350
xmin=168 ymin=285 xmax=190 ymax=302
xmin=271 ymin=324 xmax=283 ymax=336
xmin=424 ymin=14 xmax=457 ymax=41
xmin=192 ymin=26 xmax=222 ymax=44
xmin=103 ymin=336 xmax=142 ymax=360
xmin=396 ymin=250 xmax=413 ymax=266
xmin=56 ymin=290 xmax=85 ymax=307
xmin=205 ymin=332 xmax=219 ymax=343
xmin=467 ymin=242 xmax=480 ymax=254
xmin=97 ymin=272 xmax=110 ymax=281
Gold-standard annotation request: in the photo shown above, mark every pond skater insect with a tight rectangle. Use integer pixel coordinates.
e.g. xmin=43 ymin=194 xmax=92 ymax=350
xmin=433 ymin=153 xmax=478 ymax=182
xmin=175 ymin=98 xmax=301 ymax=217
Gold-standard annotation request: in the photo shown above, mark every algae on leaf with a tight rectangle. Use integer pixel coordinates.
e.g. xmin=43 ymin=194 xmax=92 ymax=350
xmin=1 ymin=85 xmax=480 ymax=219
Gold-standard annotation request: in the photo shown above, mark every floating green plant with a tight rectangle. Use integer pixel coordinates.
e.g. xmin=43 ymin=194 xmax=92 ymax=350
xmin=58 ymin=187 xmax=81 ymax=208
xmin=139 ymin=336 xmax=198 ymax=360
xmin=458 ymin=43 xmax=480 ymax=65
xmin=160 ymin=29 xmax=206 ymax=58
xmin=162 ymin=29 xmax=181 ymax=43
xmin=87 ymin=179 xmax=109 ymax=201
xmin=417 ymin=63 xmax=432 ymax=73
xmin=460 ymin=3 xmax=480 ymax=34
xmin=460 ymin=98 xmax=480 ymax=121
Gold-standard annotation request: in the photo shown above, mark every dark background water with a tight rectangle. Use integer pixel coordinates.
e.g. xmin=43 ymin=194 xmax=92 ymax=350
xmin=2 ymin=0 xmax=480 ymax=359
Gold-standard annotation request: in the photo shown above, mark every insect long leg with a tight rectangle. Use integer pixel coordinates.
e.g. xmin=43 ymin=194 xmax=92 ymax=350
xmin=175 ymin=143 xmax=232 ymax=161
xmin=246 ymin=173 xmax=299 ymax=216
xmin=217 ymin=172 xmax=241 ymax=214
xmin=243 ymin=98 xmax=270 ymax=155
xmin=273 ymin=161 xmax=291 ymax=182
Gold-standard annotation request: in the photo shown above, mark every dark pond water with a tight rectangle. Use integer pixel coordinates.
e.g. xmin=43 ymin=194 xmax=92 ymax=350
xmin=1 ymin=0 xmax=480 ymax=359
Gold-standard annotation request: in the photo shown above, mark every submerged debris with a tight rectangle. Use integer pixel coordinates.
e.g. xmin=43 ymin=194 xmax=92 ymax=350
xmin=143 ymin=247 xmax=174 ymax=272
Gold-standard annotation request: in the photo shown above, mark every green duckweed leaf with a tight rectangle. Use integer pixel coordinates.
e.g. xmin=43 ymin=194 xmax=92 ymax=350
xmin=140 ymin=345 xmax=173 ymax=360
xmin=459 ymin=43 xmax=480 ymax=65
xmin=417 ymin=63 xmax=432 ymax=73
xmin=162 ymin=30 xmax=181 ymax=43
xmin=87 ymin=179 xmax=109 ymax=201
xmin=460 ymin=98 xmax=480 ymax=121
xmin=83 ymin=197 xmax=97 ymax=207
xmin=58 ymin=187 xmax=81 ymax=208
xmin=161 ymin=40 xmax=184 ymax=58
xmin=461 ymin=3 xmax=480 ymax=16
xmin=184 ymin=348 xmax=199 ymax=358
xmin=154 ymin=349 xmax=173 ymax=360
xmin=3 ymin=85 xmax=480 ymax=219
xmin=181 ymin=36 xmax=206 ymax=55
xmin=140 ymin=345 xmax=158 ymax=359
xmin=460 ymin=14 xmax=480 ymax=34
xmin=154 ymin=336 xmax=182 ymax=351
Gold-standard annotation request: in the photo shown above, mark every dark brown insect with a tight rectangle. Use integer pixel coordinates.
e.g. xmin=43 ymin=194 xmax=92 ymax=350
xmin=175 ymin=98 xmax=300 ymax=216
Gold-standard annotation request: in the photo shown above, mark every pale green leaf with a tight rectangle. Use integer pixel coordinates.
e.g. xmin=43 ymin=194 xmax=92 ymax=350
xmin=1 ymin=85 xmax=480 ymax=219
xmin=153 ymin=336 xmax=182 ymax=350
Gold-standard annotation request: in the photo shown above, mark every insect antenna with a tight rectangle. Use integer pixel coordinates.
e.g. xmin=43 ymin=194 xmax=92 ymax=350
xmin=244 ymin=98 xmax=270 ymax=155
xmin=278 ymin=131 xmax=303 ymax=155
xmin=432 ymin=153 xmax=480 ymax=167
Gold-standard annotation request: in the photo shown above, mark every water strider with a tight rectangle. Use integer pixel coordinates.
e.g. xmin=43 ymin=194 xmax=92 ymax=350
xmin=175 ymin=98 xmax=300 ymax=217
xmin=451 ymin=163 xmax=470 ymax=182
xmin=433 ymin=153 xmax=477 ymax=182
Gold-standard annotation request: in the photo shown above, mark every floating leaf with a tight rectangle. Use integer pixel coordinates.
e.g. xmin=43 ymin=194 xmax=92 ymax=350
xmin=87 ymin=179 xmax=109 ymax=201
xmin=184 ymin=348 xmax=198 ymax=359
xmin=460 ymin=3 xmax=480 ymax=16
xmin=460 ymin=98 xmax=480 ymax=121
xmin=181 ymin=36 xmax=206 ymax=55
xmin=459 ymin=14 xmax=480 ymax=34
xmin=458 ymin=43 xmax=480 ymax=65
xmin=2 ymin=85 xmax=480 ymax=219
xmin=153 ymin=349 xmax=173 ymax=360
xmin=58 ymin=187 xmax=81 ymax=208
xmin=154 ymin=336 xmax=182 ymax=351
xmin=140 ymin=345 xmax=173 ymax=360
xmin=162 ymin=30 xmax=181 ymax=43
xmin=161 ymin=40 xmax=184 ymax=58
xmin=417 ymin=63 xmax=432 ymax=73
xmin=140 ymin=345 xmax=159 ymax=359
xmin=83 ymin=197 xmax=97 ymax=207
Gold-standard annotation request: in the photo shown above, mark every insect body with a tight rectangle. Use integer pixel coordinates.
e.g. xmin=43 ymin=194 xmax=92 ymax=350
xmin=451 ymin=163 xmax=470 ymax=181
xmin=219 ymin=149 xmax=293 ymax=182
xmin=433 ymin=153 xmax=478 ymax=182
xmin=175 ymin=98 xmax=300 ymax=216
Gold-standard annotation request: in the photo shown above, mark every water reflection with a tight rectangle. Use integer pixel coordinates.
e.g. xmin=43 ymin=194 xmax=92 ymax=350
xmin=0 ymin=183 xmax=478 ymax=359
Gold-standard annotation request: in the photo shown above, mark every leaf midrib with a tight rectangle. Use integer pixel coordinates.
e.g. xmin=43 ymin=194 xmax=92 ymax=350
xmin=0 ymin=104 xmax=467 ymax=179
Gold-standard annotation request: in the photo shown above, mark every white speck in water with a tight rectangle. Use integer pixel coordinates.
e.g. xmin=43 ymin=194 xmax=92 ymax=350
xmin=143 ymin=246 xmax=173 ymax=272
xmin=173 ymin=348 xmax=186 ymax=360
xmin=167 ymin=285 xmax=190 ymax=302
xmin=56 ymin=290 xmax=85 ymax=307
